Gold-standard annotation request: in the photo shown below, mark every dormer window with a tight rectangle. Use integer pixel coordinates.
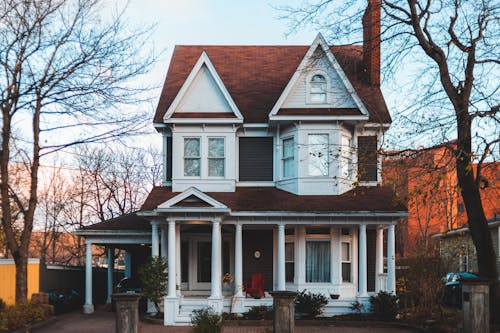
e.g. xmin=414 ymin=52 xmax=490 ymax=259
xmin=310 ymin=74 xmax=327 ymax=103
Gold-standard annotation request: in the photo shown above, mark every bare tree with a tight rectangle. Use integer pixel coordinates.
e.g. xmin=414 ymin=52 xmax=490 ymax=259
xmin=0 ymin=0 xmax=155 ymax=302
xmin=279 ymin=0 xmax=498 ymax=283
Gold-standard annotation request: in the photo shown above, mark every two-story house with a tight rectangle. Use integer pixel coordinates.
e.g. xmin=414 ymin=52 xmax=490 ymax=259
xmin=76 ymin=0 xmax=407 ymax=325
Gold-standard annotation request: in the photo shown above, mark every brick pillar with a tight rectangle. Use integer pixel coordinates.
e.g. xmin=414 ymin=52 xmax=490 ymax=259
xmin=270 ymin=291 xmax=297 ymax=333
xmin=112 ymin=293 xmax=142 ymax=333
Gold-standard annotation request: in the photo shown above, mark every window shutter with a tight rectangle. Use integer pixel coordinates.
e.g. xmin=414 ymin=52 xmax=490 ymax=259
xmin=239 ymin=137 xmax=273 ymax=181
xmin=357 ymin=136 xmax=378 ymax=182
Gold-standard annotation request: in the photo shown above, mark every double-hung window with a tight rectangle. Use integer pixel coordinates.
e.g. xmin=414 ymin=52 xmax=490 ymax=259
xmin=341 ymin=241 xmax=352 ymax=283
xmin=310 ymin=74 xmax=327 ymax=103
xmin=308 ymin=134 xmax=329 ymax=176
xmin=184 ymin=138 xmax=200 ymax=176
xmin=282 ymin=137 xmax=295 ymax=178
xmin=208 ymin=138 xmax=225 ymax=177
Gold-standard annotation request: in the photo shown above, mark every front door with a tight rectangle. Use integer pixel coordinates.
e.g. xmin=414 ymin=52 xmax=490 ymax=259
xmin=189 ymin=237 xmax=232 ymax=291
xmin=192 ymin=240 xmax=212 ymax=290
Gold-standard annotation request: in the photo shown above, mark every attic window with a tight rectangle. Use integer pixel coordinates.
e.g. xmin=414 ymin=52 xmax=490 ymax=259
xmin=310 ymin=74 xmax=327 ymax=103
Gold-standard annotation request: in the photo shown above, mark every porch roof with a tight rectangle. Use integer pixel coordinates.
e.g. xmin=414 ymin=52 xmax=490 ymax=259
xmin=141 ymin=186 xmax=406 ymax=213
xmin=79 ymin=212 xmax=150 ymax=231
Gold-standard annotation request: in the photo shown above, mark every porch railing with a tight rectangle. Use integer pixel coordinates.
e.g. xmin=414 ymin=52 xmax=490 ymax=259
xmin=377 ymin=273 xmax=388 ymax=292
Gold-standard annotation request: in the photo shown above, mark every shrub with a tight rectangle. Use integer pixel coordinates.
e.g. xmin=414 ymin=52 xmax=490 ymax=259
xmin=370 ymin=291 xmax=399 ymax=321
xmin=138 ymin=256 xmax=168 ymax=315
xmin=191 ymin=307 xmax=223 ymax=333
xmin=243 ymin=306 xmax=273 ymax=320
xmin=0 ymin=299 xmax=6 ymax=312
xmin=295 ymin=290 xmax=328 ymax=319
xmin=0 ymin=302 xmax=52 ymax=331
xmin=350 ymin=301 xmax=365 ymax=313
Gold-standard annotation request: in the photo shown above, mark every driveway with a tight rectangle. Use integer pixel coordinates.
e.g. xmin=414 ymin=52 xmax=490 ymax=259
xmin=33 ymin=309 xmax=421 ymax=333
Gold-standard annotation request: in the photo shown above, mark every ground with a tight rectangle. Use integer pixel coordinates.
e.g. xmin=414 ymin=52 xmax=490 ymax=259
xmin=32 ymin=309 xmax=422 ymax=333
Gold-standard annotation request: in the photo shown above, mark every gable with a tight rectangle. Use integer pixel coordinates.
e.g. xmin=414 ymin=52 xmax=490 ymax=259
xmin=282 ymin=47 xmax=358 ymax=109
xmin=175 ymin=65 xmax=233 ymax=114
xmin=156 ymin=187 xmax=229 ymax=212
xmin=163 ymin=52 xmax=243 ymax=122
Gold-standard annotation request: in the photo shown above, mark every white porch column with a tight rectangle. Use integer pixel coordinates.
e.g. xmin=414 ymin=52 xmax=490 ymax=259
xmin=160 ymin=226 xmax=167 ymax=259
xmin=358 ymin=224 xmax=368 ymax=297
xmin=176 ymin=224 xmax=182 ymax=296
xmin=151 ymin=221 xmax=159 ymax=257
xmin=375 ymin=226 xmax=384 ymax=292
xmin=106 ymin=247 xmax=114 ymax=304
xmin=234 ymin=224 xmax=243 ymax=297
xmin=210 ymin=219 xmax=222 ymax=300
xmin=387 ymin=224 xmax=396 ymax=295
xmin=277 ymin=224 xmax=286 ymax=290
xmin=165 ymin=220 xmax=178 ymax=325
xmin=83 ymin=241 xmax=94 ymax=314
xmin=124 ymin=251 xmax=132 ymax=278
xmin=167 ymin=220 xmax=177 ymax=297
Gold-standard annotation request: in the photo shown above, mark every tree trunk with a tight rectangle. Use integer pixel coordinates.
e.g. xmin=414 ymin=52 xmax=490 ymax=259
xmin=13 ymin=251 xmax=28 ymax=303
xmin=455 ymin=103 xmax=499 ymax=322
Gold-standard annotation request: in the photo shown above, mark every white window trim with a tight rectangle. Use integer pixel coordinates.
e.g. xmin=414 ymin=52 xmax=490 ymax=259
xmin=183 ymin=137 xmax=201 ymax=177
xmin=306 ymin=71 xmax=330 ymax=105
xmin=207 ymin=137 xmax=225 ymax=178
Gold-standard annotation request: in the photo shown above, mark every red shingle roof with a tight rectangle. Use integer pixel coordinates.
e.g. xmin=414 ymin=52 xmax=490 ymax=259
xmin=154 ymin=45 xmax=391 ymax=124
xmin=141 ymin=186 xmax=406 ymax=212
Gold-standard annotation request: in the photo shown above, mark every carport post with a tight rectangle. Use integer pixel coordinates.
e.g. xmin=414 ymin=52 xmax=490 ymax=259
xmin=83 ymin=241 xmax=94 ymax=314
xmin=106 ymin=247 xmax=114 ymax=304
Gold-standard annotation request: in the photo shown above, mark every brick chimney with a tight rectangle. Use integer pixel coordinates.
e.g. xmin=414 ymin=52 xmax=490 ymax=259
xmin=362 ymin=0 xmax=381 ymax=86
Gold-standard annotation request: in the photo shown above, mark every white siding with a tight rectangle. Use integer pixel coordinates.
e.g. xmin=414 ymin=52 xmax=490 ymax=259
xmin=176 ymin=65 xmax=233 ymax=114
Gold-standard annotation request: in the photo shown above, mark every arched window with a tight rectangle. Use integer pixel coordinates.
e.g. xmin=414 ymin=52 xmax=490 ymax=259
xmin=310 ymin=74 xmax=327 ymax=103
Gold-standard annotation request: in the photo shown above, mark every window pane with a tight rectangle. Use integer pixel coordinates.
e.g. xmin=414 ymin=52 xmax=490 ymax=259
xmin=283 ymin=159 xmax=294 ymax=178
xmin=308 ymin=134 xmax=329 ymax=176
xmin=311 ymin=84 xmax=327 ymax=93
xmin=306 ymin=241 xmax=330 ymax=282
xmin=285 ymin=243 xmax=294 ymax=261
xmin=286 ymin=263 xmax=294 ymax=283
xmin=341 ymin=242 xmax=350 ymax=261
xmin=184 ymin=138 xmax=200 ymax=157
xmin=312 ymin=74 xmax=326 ymax=82
xmin=310 ymin=93 xmax=326 ymax=103
xmin=184 ymin=158 xmax=200 ymax=176
xmin=342 ymin=263 xmax=351 ymax=282
xmin=208 ymin=158 xmax=224 ymax=177
xmin=209 ymin=138 xmax=224 ymax=157
xmin=283 ymin=138 xmax=294 ymax=158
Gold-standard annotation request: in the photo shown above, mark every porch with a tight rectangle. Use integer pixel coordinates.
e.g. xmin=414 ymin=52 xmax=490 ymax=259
xmin=76 ymin=213 xmax=399 ymax=326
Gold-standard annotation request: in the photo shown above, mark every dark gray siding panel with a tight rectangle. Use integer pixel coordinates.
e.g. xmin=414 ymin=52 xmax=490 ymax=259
xmin=367 ymin=229 xmax=376 ymax=292
xmin=243 ymin=230 xmax=273 ymax=291
xmin=239 ymin=137 xmax=273 ymax=181
xmin=167 ymin=137 xmax=172 ymax=181
xmin=357 ymin=136 xmax=378 ymax=182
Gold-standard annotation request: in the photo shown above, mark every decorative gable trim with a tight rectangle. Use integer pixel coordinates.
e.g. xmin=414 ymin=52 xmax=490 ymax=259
xmin=156 ymin=187 xmax=229 ymax=212
xmin=269 ymin=33 xmax=370 ymax=118
xmin=164 ymin=51 xmax=243 ymax=122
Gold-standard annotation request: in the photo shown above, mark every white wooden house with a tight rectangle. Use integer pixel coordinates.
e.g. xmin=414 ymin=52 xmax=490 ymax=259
xmin=76 ymin=0 xmax=406 ymax=325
